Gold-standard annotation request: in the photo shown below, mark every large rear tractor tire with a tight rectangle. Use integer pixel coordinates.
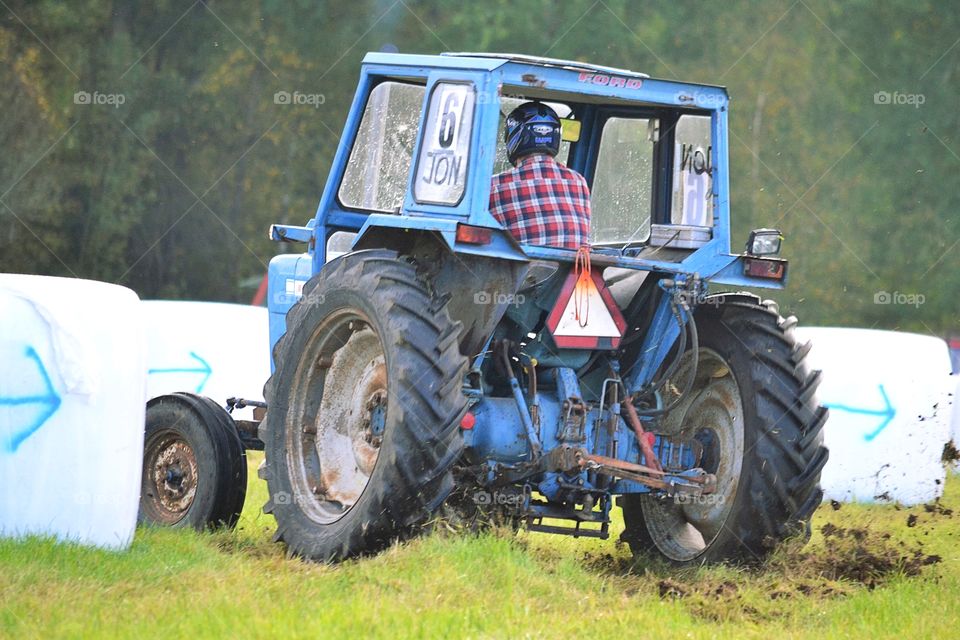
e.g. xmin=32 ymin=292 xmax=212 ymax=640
xmin=259 ymin=250 xmax=468 ymax=561
xmin=139 ymin=393 xmax=247 ymax=530
xmin=621 ymin=295 xmax=828 ymax=565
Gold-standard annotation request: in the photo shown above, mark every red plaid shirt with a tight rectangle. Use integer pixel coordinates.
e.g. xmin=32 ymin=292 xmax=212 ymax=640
xmin=489 ymin=154 xmax=591 ymax=250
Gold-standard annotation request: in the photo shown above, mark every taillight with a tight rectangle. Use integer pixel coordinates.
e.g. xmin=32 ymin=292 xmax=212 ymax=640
xmin=742 ymin=257 xmax=787 ymax=280
xmin=456 ymin=224 xmax=492 ymax=245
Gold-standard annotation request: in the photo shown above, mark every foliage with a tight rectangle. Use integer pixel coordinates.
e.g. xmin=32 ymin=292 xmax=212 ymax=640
xmin=0 ymin=0 xmax=956 ymax=333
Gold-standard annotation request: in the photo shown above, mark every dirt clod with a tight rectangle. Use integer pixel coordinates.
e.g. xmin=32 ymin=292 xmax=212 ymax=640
xmin=622 ymin=505 xmax=945 ymax=625
xmin=658 ymin=578 xmax=688 ymax=598
xmin=794 ymin=524 xmax=941 ymax=590
xmin=922 ymin=501 xmax=953 ymax=517
xmin=942 ymin=441 xmax=959 ymax=463
xmin=712 ymin=581 xmax=738 ymax=597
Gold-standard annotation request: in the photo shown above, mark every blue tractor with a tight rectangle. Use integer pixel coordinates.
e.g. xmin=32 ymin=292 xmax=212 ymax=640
xmin=141 ymin=52 xmax=828 ymax=565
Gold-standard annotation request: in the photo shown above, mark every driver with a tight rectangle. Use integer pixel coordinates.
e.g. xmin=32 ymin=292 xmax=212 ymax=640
xmin=489 ymin=102 xmax=591 ymax=250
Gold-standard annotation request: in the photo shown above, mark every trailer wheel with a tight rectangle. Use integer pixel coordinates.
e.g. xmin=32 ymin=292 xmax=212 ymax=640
xmin=621 ymin=296 xmax=828 ymax=565
xmin=139 ymin=393 xmax=247 ymax=530
xmin=260 ymin=250 xmax=467 ymax=561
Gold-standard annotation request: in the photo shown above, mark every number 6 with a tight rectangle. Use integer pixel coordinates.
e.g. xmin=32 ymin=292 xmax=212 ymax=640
xmin=438 ymin=93 xmax=459 ymax=148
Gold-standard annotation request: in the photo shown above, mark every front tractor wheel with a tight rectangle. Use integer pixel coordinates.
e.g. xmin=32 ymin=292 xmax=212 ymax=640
xmin=259 ymin=250 xmax=468 ymax=562
xmin=621 ymin=296 xmax=829 ymax=565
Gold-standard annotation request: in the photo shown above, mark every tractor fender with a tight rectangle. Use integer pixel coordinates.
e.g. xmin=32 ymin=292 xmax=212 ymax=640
xmin=353 ymin=226 xmax=529 ymax=358
xmin=702 ymin=291 xmax=762 ymax=307
xmin=352 ymin=214 xmax=529 ymax=262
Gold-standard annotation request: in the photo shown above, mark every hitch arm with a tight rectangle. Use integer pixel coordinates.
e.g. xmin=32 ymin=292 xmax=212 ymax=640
xmin=577 ymin=451 xmax=715 ymax=496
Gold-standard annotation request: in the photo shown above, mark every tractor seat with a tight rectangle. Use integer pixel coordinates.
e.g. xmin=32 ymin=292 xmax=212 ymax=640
xmin=518 ymin=260 xmax=562 ymax=292
xmin=517 ymin=259 xmax=647 ymax=311
xmin=603 ymin=266 xmax=649 ymax=309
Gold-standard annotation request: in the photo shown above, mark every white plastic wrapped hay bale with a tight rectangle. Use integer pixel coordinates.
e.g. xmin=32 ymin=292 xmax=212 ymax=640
xmin=796 ymin=327 xmax=954 ymax=505
xmin=142 ymin=301 xmax=269 ymax=419
xmin=950 ymin=375 xmax=960 ymax=470
xmin=0 ymin=275 xmax=145 ymax=549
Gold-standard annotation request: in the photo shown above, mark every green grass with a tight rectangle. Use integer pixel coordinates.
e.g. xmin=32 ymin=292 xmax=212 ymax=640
xmin=2 ymin=456 xmax=957 ymax=639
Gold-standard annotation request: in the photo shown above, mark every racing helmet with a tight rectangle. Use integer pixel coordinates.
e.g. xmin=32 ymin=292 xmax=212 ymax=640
xmin=504 ymin=101 xmax=561 ymax=166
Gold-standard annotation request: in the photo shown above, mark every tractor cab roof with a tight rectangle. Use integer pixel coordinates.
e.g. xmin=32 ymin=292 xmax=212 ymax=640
xmin=441 ymin=51 xmax=650 ymax=80
xmin=360 ymin=51 xmax=727 ymax=108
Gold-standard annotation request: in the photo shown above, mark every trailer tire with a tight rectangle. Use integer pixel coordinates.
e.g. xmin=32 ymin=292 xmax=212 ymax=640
xmin=139 ymin=393 xmax=247 ymax=530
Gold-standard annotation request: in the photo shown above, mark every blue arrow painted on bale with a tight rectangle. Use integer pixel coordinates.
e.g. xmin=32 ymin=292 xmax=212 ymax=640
xmin=1 ymin=346 xmax=62 ymax=453
xmin=148 ymin=351 xmax=212 ymax=393
xmin=824 ymin=384 xmax=896 ymax=442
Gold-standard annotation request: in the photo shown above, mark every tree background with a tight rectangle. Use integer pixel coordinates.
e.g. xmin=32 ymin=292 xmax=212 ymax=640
xmin=1 ymin=0 xmax=957 ymax=336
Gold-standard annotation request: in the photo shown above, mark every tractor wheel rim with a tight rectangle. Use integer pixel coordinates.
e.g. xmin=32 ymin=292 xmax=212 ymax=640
xmin=287 ymin=311 xmax=387 ymax=524
xmin=640 ymin=348 xmax=744 ymax=562
xmin=143 ymin=431 xmax=198 ymax=524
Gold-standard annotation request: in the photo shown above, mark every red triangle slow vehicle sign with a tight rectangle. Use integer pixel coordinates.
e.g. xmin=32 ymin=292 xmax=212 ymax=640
xmin=546 ymin=269 xmax=627 ymax=349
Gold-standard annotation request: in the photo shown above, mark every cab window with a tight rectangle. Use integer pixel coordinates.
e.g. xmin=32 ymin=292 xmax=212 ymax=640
xmin=670 ymin=115 xmax=713 ymax=226
xmin=590 ymin=116 xmax=658 ymax=245
xmin=339 ymin=81 xmax=425 ymax=212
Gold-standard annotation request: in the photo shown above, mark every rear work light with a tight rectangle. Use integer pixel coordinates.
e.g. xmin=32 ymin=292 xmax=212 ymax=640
xmin=743 ymin=256 xmax=787 ymax=280
xmin=746 ymin=228 xmax=783 ymax=256
xmin=456 ymin=224 xmax=493 ymax=245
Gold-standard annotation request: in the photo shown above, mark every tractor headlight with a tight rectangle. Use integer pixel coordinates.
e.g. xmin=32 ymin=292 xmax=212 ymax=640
xmin=746 ymin=229 xmax=783 ymax=256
